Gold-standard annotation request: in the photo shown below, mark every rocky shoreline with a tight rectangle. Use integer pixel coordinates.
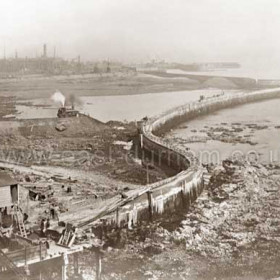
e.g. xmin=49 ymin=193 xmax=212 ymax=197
xmin=89 ymin=158 xmax=280 ymax=280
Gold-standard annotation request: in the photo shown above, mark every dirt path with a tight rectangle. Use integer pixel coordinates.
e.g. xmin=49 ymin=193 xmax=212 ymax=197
xmin=0 ymin=160 xmax=138 ymax=189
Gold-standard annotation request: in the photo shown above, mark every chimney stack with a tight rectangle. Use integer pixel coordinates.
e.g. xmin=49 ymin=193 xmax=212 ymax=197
xmin=43 ymin=44 xmax=47 ymax=57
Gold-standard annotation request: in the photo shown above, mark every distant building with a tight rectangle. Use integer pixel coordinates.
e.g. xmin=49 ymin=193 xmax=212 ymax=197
xmin=90 ymin=61 xmax=136 ymax=74
xmin=0 ymin=44 xmax=83 ymax=76
xmin=0 ymin=44 xmax=136 ymax=76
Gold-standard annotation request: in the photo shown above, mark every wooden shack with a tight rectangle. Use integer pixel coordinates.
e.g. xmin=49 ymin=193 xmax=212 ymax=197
xmin=0 ymin=171 xmax=19 ymax=229
xmin=0 ymin=171 xmax=18 ymax=208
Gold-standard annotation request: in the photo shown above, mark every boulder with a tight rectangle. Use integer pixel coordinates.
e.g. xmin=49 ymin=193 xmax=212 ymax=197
xmin=55 ymin=123 xmax=67 ymax=132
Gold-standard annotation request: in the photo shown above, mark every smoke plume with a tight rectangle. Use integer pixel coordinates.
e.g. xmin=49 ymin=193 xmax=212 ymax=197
xmin=67 ymin=94 xmax=83 ymax=108
xmin=51 ymin=90 xmax=66 ymax=107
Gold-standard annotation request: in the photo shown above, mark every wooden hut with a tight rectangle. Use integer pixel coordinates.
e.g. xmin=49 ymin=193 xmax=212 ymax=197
xmin=0 ymin=171 xmax=18 ymax=209
xmin=0 ymin=171 xmax=20 ymax=232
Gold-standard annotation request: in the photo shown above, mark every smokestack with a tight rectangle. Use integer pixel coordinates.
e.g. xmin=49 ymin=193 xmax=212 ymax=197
xmin=43 ymin=44 xmax=47 ymax=57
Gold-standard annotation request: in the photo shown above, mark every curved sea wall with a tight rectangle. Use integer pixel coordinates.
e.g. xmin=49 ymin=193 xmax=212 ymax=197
xmin=81 ymin=87 xmax=280 ymax=231
xmin=140 ymin=88 xmax=280 ymax=181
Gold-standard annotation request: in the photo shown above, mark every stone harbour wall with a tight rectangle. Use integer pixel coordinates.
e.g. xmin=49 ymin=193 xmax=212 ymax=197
xmin=87 ymin=87 xmax=280 ymax=231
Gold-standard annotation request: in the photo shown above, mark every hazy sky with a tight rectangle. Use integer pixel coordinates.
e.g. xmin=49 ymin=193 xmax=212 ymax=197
xmin=1 ymin=0 xmax=280 ymax=68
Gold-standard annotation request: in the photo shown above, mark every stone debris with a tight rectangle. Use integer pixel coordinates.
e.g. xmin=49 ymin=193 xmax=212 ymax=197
xmin=55 ymin=123 xmax=67 ymax=132
xmin=100 ymin=158 xmax=280 ymax=279
xmin=165 ymin=159 xmax=280 ymax=269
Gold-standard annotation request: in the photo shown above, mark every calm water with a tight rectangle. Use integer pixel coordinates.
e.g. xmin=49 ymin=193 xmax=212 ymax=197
xmin=15 ymin=90 xmax=280 ymax=163
xmin=168 ymin=98 xmax=280 ymax=164
xmin=15 ymin=89 xmax=233 ymax=122
xmin=168 ymin=67 xmax=280 ymax=80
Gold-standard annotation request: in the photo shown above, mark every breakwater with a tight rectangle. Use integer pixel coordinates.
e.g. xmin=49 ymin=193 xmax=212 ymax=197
xmin=74 ymin=88 xmax=280 ymax=231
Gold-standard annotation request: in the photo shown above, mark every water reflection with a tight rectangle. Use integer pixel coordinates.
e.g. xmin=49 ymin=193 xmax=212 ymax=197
xmin=15 ymin=89 xmax=238 ymax=122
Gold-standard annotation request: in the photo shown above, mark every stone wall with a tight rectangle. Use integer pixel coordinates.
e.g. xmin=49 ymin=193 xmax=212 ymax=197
xmin=87 ymin=87 xmax=280 ymax=231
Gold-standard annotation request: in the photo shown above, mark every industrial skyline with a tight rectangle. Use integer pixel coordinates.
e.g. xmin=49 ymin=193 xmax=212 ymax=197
xmin=0 ymin=0 xmax=280 ymax=70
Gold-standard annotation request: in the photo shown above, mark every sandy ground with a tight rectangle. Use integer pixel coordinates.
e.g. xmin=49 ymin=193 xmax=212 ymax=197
xmin=0 ymin=72 xmax=202 ymax=101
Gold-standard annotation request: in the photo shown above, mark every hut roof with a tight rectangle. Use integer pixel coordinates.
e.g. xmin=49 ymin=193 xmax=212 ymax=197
xmin=0 ymin=171 xmax=17 ymax=187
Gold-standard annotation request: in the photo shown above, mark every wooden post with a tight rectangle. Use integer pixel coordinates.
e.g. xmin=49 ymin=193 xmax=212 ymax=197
xmin=61 ymin=253 xmax=68 ymax=280
xmin=116 ymin=207 xmax=120 ymax=228
xmin=199 ymin=179 xmax=203 ymax=194
xmin=147 ymin=191 xmax=153 ymax=221
xmin=193 ymin=186 xmax=197 ymax=200
xmin=201 ymin=177 xmax=205 ymax=192
xmin=150 ymin=151 xmax=155 ymax=167
xmin=39 ymin=242 xmax=42 ymax=261
xmin=190 ymin=187 xmax=194 ymax=202
xmin=146 ymin=162 xmax=149 ymax=185
xmin=24 ymin=246 xmax=27 ymax=266
xmin=74 ymin=253 xmax=79 ymax=276
xmin=100 ymin=219 xmax=104 ymax=241
xmin=140 ymin=134 xmax=143 ymax=148
xmin=95 ymin=248 xmax=102 ymax=280
xmin=187 ymin=190 xmax=191 ymax=208
xmin=181 ymin=189 xmax=187 ymax=209
xmin=115 ymin=207 xmax=122 ymax=244
xmin=99 ymin=218 xmax=107 ymax=245
xmin=39 ymin=245 xmax=42 ymax=280
xmin=198 ymin=178 xmax=201 ymax=194
xmin=27 ymin=194 xmax=30 ymax=216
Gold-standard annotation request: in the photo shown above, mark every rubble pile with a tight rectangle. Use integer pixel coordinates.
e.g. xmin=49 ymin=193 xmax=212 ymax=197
xmin=101 ymin=159 xmax=280 ymax=279
xmin=0 ymin=117 xmax=166 ymax=185
xmin=165 ymin=122 xmax=277 ymax=149
xmin=168 ymin=159 xmax=280 ymax=271
xmin=206 ymin=159 xmax=245 ymax=202
xmin=206 ymin=126 xmax=258 ymax=145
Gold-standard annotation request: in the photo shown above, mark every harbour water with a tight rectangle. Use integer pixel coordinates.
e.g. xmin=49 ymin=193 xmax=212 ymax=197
xmin=15 ymin=89 xmax=234 ymax=122
xmin=167 ymin=98 xmax=280 ymax=164
xmin=167 ymin=66 xmax=280 ymax=80
xmin=14 ymin=88 xmax=280 ymax=164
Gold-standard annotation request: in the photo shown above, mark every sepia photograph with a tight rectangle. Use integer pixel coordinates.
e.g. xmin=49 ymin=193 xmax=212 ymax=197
xmin=0 ymin=0 xmax=280 ymax=279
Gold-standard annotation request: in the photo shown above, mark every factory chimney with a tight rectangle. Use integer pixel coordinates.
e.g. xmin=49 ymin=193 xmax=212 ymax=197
xmin=43 ymin=44 xmax=47 ymax=57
